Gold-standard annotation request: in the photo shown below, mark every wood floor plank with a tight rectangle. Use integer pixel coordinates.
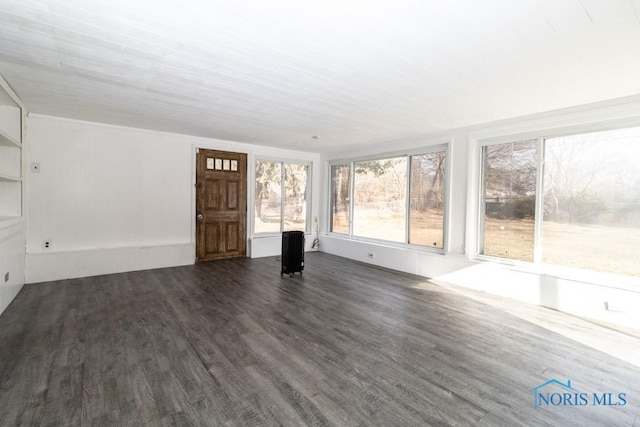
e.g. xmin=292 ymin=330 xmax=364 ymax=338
xmin=0 ymin=252 xmax=639 ymax=426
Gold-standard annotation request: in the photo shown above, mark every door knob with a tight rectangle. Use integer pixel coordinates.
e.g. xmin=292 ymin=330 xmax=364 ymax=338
xmin=196 ymin=212 xmax=204 ymax=222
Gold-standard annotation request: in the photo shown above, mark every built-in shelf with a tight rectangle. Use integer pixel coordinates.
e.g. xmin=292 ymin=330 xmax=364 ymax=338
xmin=0 ymin=74 xmax=23 ymax=238
xmin=0 ymin=216 xmax=23 ymax=229
xmin=0 ymin=172 xmax=21 ymax=182
xmin=0 ymin=128 xmax=20 ymax=148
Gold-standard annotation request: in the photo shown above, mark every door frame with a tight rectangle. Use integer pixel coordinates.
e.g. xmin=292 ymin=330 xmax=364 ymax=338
xmin=191 ymin=145 xmax=252 ymax=261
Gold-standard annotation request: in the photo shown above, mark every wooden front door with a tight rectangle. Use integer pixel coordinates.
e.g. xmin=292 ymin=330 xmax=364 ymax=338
xmin=196 ymin=149 xmax=247 ymax=261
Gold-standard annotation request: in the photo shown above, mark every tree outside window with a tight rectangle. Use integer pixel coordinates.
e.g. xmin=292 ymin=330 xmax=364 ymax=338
xmin=479 ymin=127 xmax=640 ymax=277
xmin=330 ymin=147 xmax=447 ymax=249
xmin=255 ymin=160 xmax=309 ymax=234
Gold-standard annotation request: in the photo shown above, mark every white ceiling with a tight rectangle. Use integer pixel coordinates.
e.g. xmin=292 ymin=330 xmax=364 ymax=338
xmin=1 ymin=0 xmax=640 ymax=152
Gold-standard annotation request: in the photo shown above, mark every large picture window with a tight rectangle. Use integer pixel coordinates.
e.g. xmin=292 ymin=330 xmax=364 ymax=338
xmin=542 ymin=129 xmax=640 ymax=276
xmin=330 ymin=146 xmax=447 ymax=249
xmin=479 ymin=126 xmax=640 ymax=277
xmin=255 ymin=160 xmax=309 ymax=234
xmin=353 ymin=157 xmax=407 ymax=242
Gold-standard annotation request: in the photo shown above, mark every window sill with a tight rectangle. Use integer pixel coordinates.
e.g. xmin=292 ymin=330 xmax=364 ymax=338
xmin=475 ymin=254 xmax=640 ymax=293
xmin=0 ymin=216 xmax=23 ymax=230
xmin=252 ymin=232 xmax=311 ymax=239
xmin=324 ymin=233 xmax=445 ymax=255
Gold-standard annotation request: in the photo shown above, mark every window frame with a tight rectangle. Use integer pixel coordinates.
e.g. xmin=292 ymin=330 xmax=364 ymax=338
xmin=328 ymin=143 xmax=449 ymax=253
xmin=475 ymin=120 xmax=640 ymax=280
xmin=352 ymin=155 xmax=408 ymax=243
xmin=328 ymin=162 xmax=353 ymax=236
xmin=253 ymin=157 xmax=312 ymax=237
xmin=476 ymin=137 xmax=542 ymax=264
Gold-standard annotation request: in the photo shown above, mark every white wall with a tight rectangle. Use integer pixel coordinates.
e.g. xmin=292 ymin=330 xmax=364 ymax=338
xmin=25 ymin=115 xmax=321 ymax=283
xmin=320 ymin=95 xmax=640 ymax=328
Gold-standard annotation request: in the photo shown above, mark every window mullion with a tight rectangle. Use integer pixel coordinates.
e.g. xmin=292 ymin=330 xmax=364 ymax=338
xmin=305 ymin=164 xmax=311 ymax=234
xmin=405 ymin=155 xmax=412 ymax=244
xmin=349 ymin=162 xmax=355 ymax=236
xmin=478 ymin=145 xmax=486 ymax=255
xmin=533 ymin=137 xmax=545 ymax=264
xmin=280 ymin=162 xmax=285 ymax=233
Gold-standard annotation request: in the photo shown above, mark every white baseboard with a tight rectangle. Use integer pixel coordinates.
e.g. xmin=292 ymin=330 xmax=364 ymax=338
xmin=25 ymin=243 xmax=194 ymax=283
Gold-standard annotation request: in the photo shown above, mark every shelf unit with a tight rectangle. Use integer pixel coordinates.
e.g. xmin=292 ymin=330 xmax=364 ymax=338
xmin=0 ymin=172 xmax=21 ymax=181
xmin=0 ymin=128 xmax=21 ymax=148
xmin=0 ymin=75 xmax=24 ymax=229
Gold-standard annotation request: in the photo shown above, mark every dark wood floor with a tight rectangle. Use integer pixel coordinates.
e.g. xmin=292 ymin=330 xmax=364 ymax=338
xmin=0 ymin=253 xmax=639 ymax=426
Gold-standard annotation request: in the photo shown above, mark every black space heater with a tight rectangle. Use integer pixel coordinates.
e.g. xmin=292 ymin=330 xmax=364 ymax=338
xmin=281 ymin=231 xmax=304 ymax=277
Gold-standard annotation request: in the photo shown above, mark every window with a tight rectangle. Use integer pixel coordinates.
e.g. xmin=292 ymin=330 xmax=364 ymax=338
xmin=283 ymin=163 xmax=308 ymax=232
xmin=410 ymin=152 xmax=446 ymax=248
xmin=330 ymin=164 xmax=350 ymax=234
xmin=330 ymin=146 xmax=447 ymax=249
xmin=255 ymin=160 xmax=309 ymax=234
xmin=479 ymin=126 xmax=640 ymax=277
xmin=353 ymin=157 xmax=407 ymax=242
xmin=481 ymin=140 xmax=537 ymax=261
xmin=542 ymin=129 xmax=640 ymax=276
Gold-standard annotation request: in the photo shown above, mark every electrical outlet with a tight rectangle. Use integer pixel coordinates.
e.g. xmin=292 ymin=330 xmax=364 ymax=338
xmin=43 ymin=240 xmax=52 ymax=249
xmin=367 ymin=253 xmax=375 ymax=258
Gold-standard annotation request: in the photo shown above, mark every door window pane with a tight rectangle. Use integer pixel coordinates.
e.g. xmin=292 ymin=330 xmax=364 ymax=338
xmin=255 ymin=160 xmax=282 ymax=233
xmin=330 ymin=164 xmax=351 ymax=234
xmin=353 ymin=158 xmax=407 ymax=242
xmin=284 ymin=164 xmax=308 ymax=232
xmin=543 ymin=128 xmax=640 ymax=276
xmin=410 ymin=152 xmax=446 ymax=248
xmin=482 ymin=140 xmax=537 ymax=261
